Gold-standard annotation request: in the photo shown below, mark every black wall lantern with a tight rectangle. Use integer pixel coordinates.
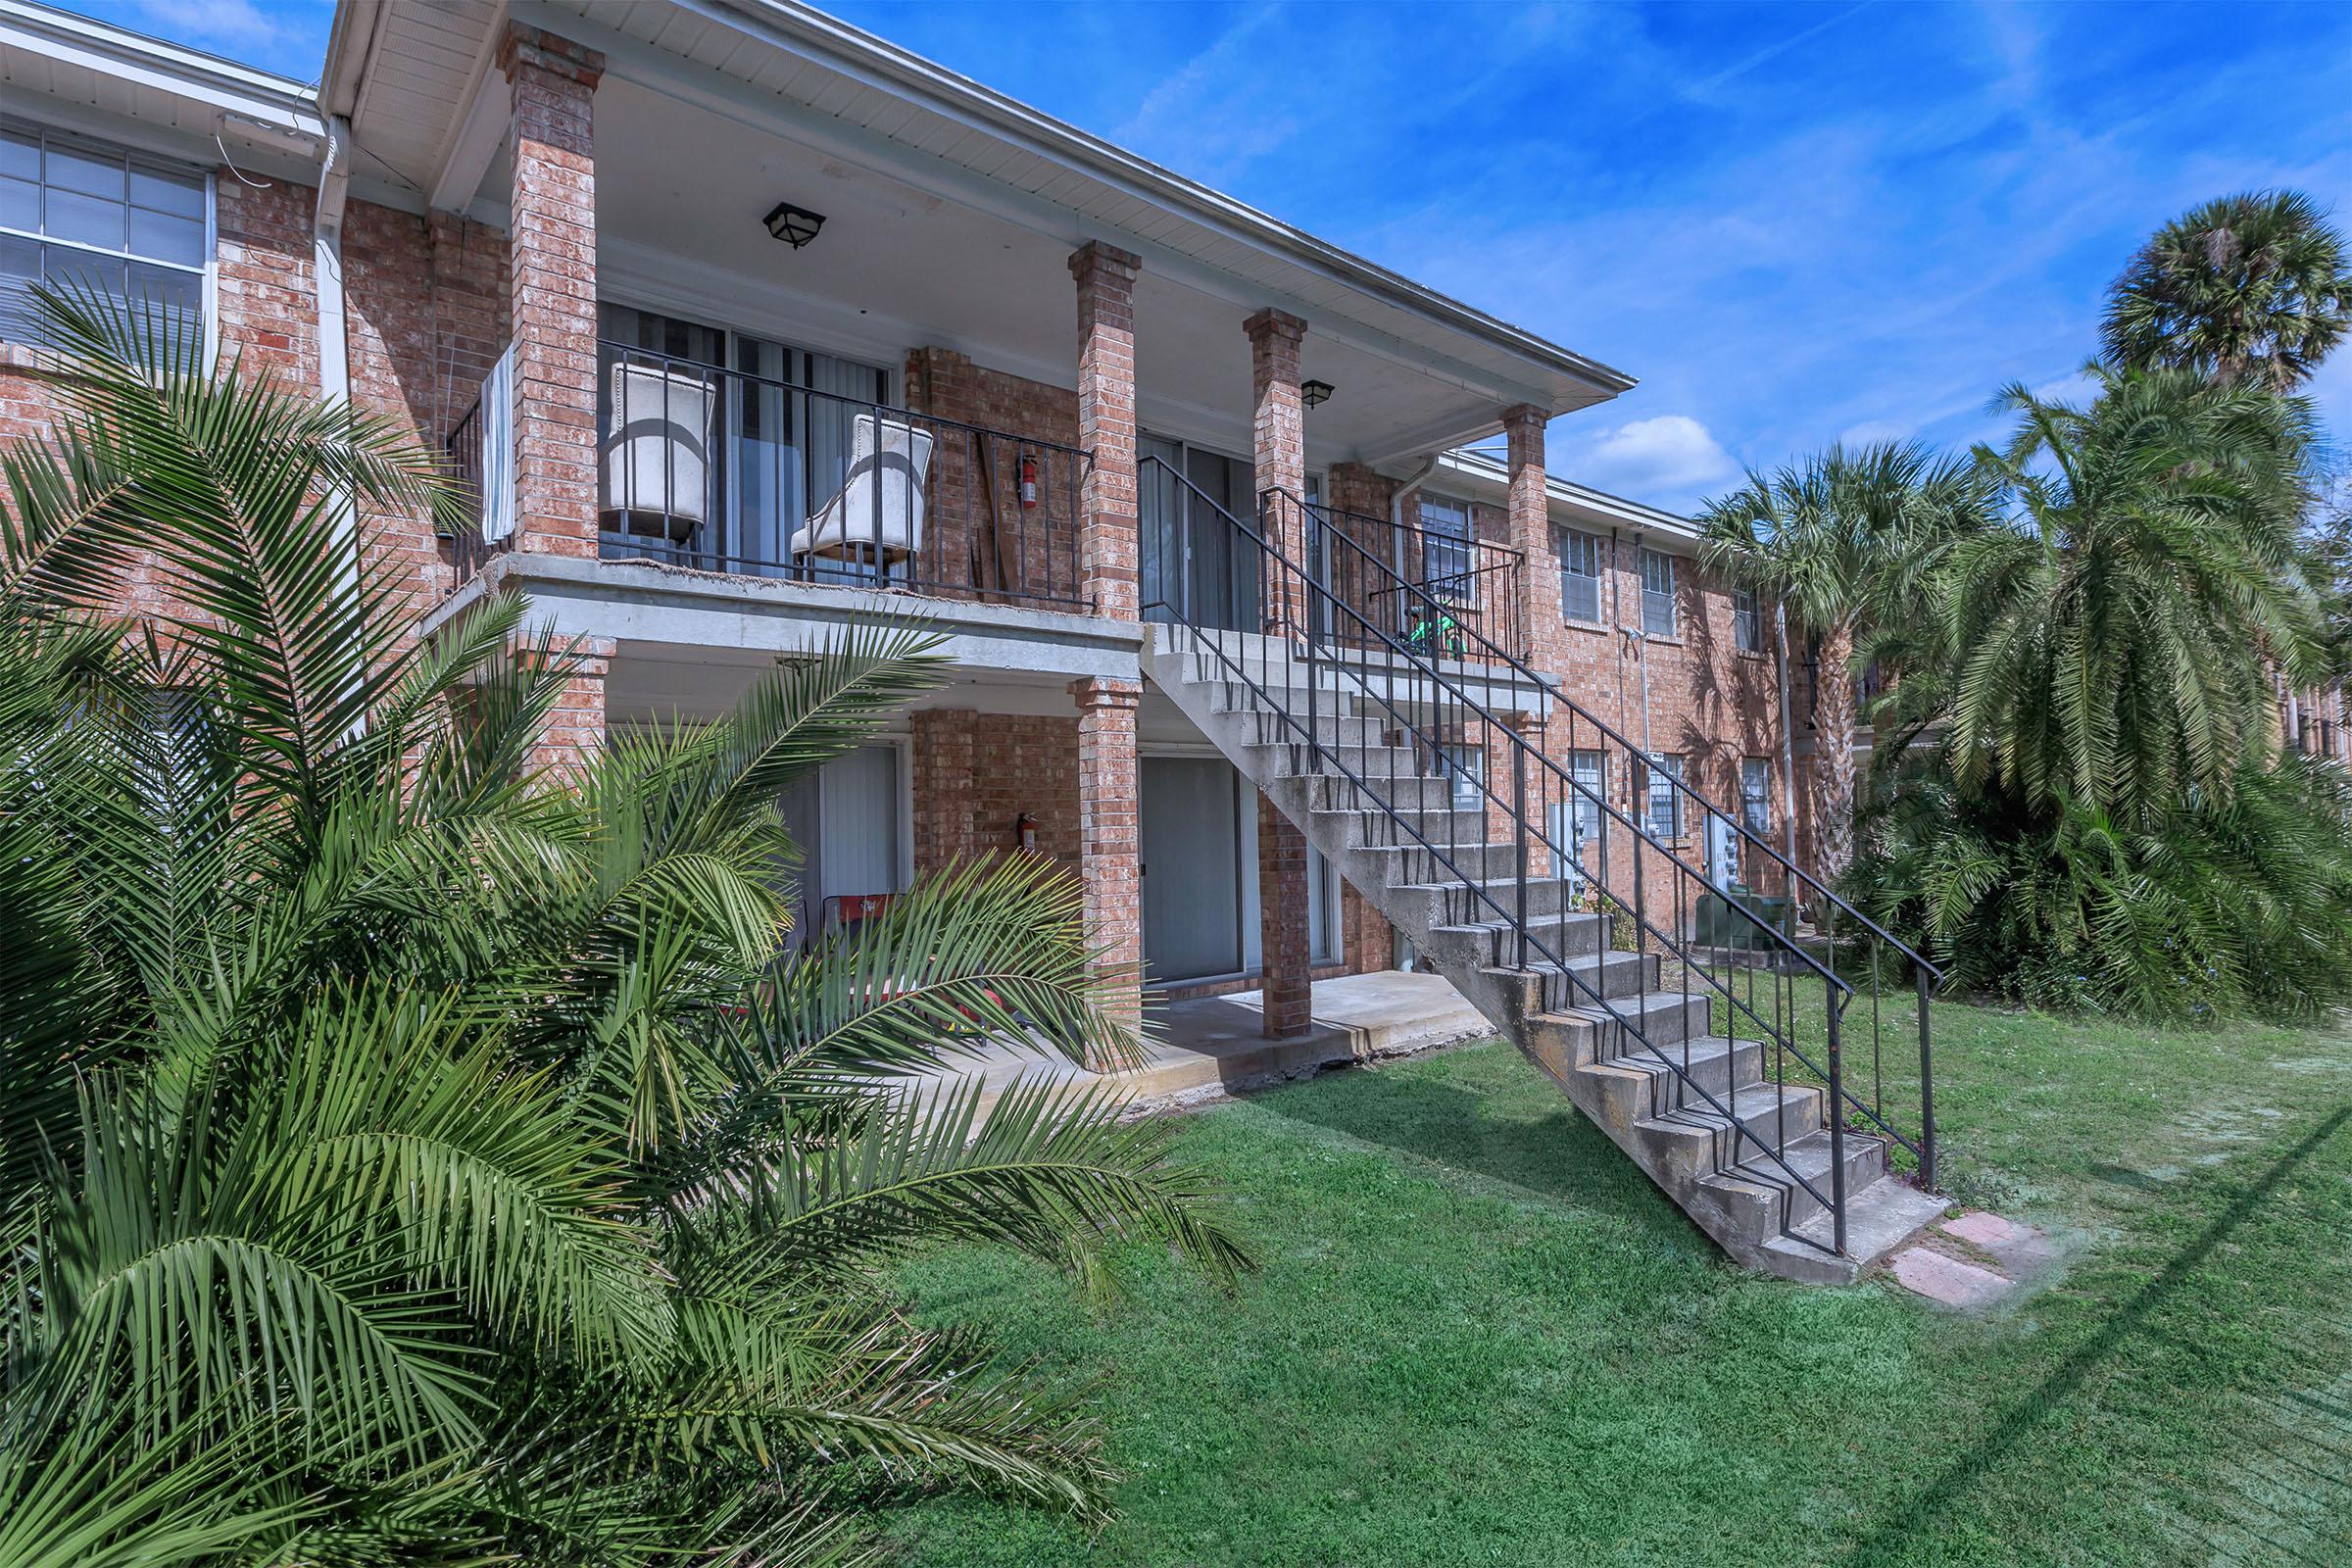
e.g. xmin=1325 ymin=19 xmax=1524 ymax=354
xmin=762 ymin=202 xmax=827 ymax=249
xmin=1299 ymin=378 xmax=1334 ymax=408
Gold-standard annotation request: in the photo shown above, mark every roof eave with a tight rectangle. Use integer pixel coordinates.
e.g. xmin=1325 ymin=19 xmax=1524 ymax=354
xmin=709 ymin=0 xmax=1637 ymax=400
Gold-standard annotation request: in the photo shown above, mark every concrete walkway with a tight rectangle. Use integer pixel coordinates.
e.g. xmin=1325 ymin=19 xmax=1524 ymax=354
xmin=897 ymin=969 xmax=1492 ymax=1115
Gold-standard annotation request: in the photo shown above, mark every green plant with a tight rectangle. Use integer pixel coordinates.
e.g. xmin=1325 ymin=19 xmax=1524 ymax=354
xmin=0 ymin=285 xmax=1246 ymax=1564
xmin=2102 ymin=188 xmax=2352 ymax=392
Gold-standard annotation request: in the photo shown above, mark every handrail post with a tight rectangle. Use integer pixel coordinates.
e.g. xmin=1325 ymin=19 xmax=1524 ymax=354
xmin=1828 ymin=991 xmax=1848 ymax=1254
xmin=1513 ymin=735 xmax=1529 ymax=970
xmin=1916 ymin=965 xmax=1937 ymax=1192
xmin=1300 ymin=498 xmax=1321 ymax=774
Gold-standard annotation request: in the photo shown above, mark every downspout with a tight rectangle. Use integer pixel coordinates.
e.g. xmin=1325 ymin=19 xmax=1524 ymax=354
xmin=314 ymin=115 xmax=358 ymax=614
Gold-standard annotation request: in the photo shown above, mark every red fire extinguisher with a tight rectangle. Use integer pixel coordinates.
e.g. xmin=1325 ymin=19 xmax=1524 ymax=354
xmin=1014 ymin=811 xmax=1038 ymax=854
xmin=1017 ymin=453 xmax=1040 ymax=511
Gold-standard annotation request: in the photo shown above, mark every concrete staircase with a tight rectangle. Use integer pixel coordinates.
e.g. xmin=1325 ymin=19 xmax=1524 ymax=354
xmin=1146 ymin=626 xmax=1945 ymax=1285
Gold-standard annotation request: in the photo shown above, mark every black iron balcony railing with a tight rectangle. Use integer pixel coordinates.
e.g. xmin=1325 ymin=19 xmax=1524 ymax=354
xmin=593 ymin=341 xmax=1092 ymax=612
xmin=437 ymin=344 xmax=1095 ymax=612
xmin=1300 ymin=498 xmax=1527 ymax=664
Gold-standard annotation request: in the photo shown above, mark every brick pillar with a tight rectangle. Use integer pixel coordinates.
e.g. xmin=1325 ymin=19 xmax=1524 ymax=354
xmin=1068 ymin=243 xmax=1141 ymax=620
xmin=529 ymin=634 xmax=610 ymax=777
xmin=500 ymin=24 xmax=603 ymax=559
xmin=1246 ymin=307 xmax=1308 ymax=632
xmin=910 ymin=707 xmax=979 ymax=873
xmin=1256 ymin=789 xmax=1313 ymax=1036
xmin=1502 ymin=404 xmax=1560 ymax=672
xmin=1070 ymin=676 xmax=1144 ymax=1053
xmin=1244 ymin=307 xmax=1313 ymax=1037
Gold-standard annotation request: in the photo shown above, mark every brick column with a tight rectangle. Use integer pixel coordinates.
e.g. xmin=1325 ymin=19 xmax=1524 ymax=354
xmin=1070 ymin=676 xmax=1144 ymax=1053
xmin=1256 ymin=790 xmax=1313 ymax=1036
xmin=528 ymin=634 xmax=610 ymax=777
xmin=1246 ymin=307 xmax=1308 ymax=632
xmin=1502 ymin=404 xmax=1561 ymax=672
xmin=500 ymin=24 xmax=602 ymax=559
xmin=1068 ymin=243 xmax=1141 ymax=620
xmin=1245 ymin=307 xmax=1313 ymax=1037
xmin=910 ymin=708 xmax=979 ymax=874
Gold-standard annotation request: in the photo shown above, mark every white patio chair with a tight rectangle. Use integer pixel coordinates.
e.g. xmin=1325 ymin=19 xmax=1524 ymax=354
xmin=793 ymin=412 xmax=935 ymax=570
xmin=602 ymin=360 xmax=714 ymax=542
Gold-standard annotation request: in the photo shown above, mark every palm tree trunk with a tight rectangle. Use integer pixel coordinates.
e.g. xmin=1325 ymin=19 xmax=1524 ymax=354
xmin=1815 ymin=621 xmax=1858 ymax=882
xmin=1774 ymin=604 xmax=1799 ymax=889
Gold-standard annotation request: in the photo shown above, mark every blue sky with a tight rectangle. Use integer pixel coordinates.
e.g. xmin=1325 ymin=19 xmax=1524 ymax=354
xmin=56 ymin=0 xmax=2352 ymax=514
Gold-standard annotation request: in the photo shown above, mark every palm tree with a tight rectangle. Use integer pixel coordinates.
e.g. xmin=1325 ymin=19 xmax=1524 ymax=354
xmin=0 ymin=286 xmax=1246 ymax=1564
xmin=1849 ymin=366 xmax=2352 ymax=1016
xmin=1933 ymin=365 xmax=2325 ymax=826
xmin=1698 ymin=441 xmax=1985 ymax=885
xmin=2102 ymin=189 xmax=2352 ymax=392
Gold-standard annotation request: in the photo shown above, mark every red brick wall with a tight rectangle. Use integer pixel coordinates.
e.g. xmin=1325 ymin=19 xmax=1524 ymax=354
xmin=903 ymin=346 xmax=1086 ymax=609
xmin=909 ymin=707 xmax=1084 ymax=877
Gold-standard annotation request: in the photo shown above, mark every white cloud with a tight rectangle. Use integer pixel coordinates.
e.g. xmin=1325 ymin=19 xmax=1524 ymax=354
xmin=1564 ymin=416 xmax=1740 ymax=507
xmin=134 ymin=0 xmax=282 ymax=47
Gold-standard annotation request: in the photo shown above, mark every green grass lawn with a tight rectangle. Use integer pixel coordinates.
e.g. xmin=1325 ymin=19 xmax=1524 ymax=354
xmin=887 ymin=1002 xmax=2352 ymax=1567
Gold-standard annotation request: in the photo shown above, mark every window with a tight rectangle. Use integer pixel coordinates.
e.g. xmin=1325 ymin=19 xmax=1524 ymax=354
xmin=1640 ymin=548 xmax=1677 ymax=637
xmin=1556 ymin=526 xmax=1602 ymax=623
xmin=0 ymin=122 xmax=208 ymax=347
xmin=1740 ymin=758 xmax=1771 ymax=835
xmin=1644 ymin=753 xmax=1685 ymax=839
xmin=1436 ymin=743 xmax=1484 ymax=810
xmin=1733 ymin=587 xmax=1763 ymax=653
xmin=1419 ymin=494 xmax=1476 ymax=602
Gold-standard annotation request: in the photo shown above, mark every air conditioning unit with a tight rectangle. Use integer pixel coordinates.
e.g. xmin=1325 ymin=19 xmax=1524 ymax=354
xmin=602 ymin=360 xmax=714 ymax=542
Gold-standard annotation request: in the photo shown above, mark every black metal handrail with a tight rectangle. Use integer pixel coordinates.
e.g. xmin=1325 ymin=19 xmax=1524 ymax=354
xmin=595 ymin=340 xmax=1093 ymax=612
xmin=1272 ymin=485 xmax=1940 ymax=1192
xmin=1145 ymin=456 xmax=1853 ymax=1249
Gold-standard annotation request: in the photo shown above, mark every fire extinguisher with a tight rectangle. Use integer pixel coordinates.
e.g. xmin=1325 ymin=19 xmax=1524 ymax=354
xmin=1014 ymin=811 xmax=1038 ymax=854
xmin=1017 ymin=452 xmax=1040 ymax=511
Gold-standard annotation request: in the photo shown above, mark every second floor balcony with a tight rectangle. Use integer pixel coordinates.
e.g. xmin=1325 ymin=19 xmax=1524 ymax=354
xmin=446 ymin=335 xmax=1093 ymax=615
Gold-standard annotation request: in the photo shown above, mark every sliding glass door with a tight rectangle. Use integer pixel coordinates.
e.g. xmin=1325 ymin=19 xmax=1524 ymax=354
xmin=1139 ymin=433 xmax=1259 ymax=632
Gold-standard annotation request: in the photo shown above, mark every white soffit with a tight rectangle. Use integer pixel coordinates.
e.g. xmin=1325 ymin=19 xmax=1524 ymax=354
xmin=343 ymin=0 xmax=1634 ymax=421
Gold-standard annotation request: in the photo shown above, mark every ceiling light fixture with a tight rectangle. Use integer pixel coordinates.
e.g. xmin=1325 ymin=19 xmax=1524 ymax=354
xmin=762 ymin=202 xmax=826 ymax=249
xmin=1299 ymin=378 xmax=1334 ymax=408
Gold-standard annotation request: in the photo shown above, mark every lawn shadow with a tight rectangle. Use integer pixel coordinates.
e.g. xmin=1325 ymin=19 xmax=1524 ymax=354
xmin=1833 ymin=1102 xmax=2352 ymax=1567
xmin=1249 ymin=1063 xmax=1708 ymax=1246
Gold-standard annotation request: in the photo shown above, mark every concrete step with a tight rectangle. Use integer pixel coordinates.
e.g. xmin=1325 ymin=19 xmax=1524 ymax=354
xmin=1359 ymin=839 xmax=1528 ymax=885
xmin=1303 ymin=769 xmax=1469 ymax=813
xmin=1260 ymin=738 xmax=1439 ymax=780
xmin=1633 ymin=1079 xmax=1826 ymax=1158
xmin=1518 ymin=988 xmax=1712 ymax=1066
xmin=1310 ymin=804 xmax=1492 ymax=851
xmin=1588 ymin=1032 xmax=1765 ymax=1100
xmin=1690 ymin=1126 xmax=1888 ymax=1243
xmin=1238 ymin=710 xmax=1391 ymax=749
xmin=1422 ymin=907 xmax=1608 ymax=967
xmin=1763 ymin=1178 xmax=1949 ymax=1284
xmin=1396 ymin=873 xmax=1583 ymax=926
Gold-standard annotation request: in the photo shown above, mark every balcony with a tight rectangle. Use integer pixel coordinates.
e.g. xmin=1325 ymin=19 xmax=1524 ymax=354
xmin=1306 ymin=499 xmax=1528 ymax=665
xmin=444 ymin=340 xmax=1092 ymax=614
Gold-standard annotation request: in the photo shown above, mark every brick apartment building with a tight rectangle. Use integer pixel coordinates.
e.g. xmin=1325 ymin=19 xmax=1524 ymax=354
xmin=0 ymin=0 xmax=1831 ymax=1031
